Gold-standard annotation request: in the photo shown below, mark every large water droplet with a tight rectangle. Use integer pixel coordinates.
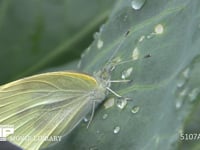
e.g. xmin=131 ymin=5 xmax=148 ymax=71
xmin=188 ymin=88 xmax=199 ymax=102
xmin=131 ymin=0 xmax=146 ymax=10
xmin=113 ymin=126 xmax=120 ymax=134
xmin=132 ymin=47 xmax=139 ymax=60
xmin=97 ymin=39 xmax=104 ymax=49
xmin=121 ymin=67 xmax=133 ymax=79
xmin=117 ymin=98 xmax=128 ymax=109
xmin=154 ymin=24 xmax=164 ymax=34
xmin=104 ymin=98 xmax=115 ymax=109
xmin=131 ymin=106 xmax=140 ymax=114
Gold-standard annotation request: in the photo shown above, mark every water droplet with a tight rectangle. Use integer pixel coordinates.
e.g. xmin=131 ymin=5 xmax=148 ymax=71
xmin=113 ymin=126 xmax=120 ymax=134
xmin=93 ymin=32 xmax=100 ymax=39
xmin=97 ymin=39 xmax=104 ymax=49
xmin=131 ymin=0 xmax=146 ymax=10
xmin=154 ymin=24 xmax=164 ymax=34
xmin=138 ymin=35 xmax=145 ymax=42
xmin=146 ymin=33 xmax=155 ymax=39
xmin=176 ymin=79 xmax=186 ymax=88
xmin=182 ymin=67 xmax=190 ymax=78
xmin=179 ymin=88 xmax=188 ymax=97
xmin=102 ymin=113 xmax=108 ymax=119
xmin=121 ymin=67 xmax=133 ymax=79
xmin=175 ymin=98 xmax=183 ymax=109
xmin=131 ymin=106 xmax=140 ymax=113
xmin=188 ymin=88 xmax=199 ymax=102
xmin=104 ymin=98 xmax=115 ymax=109
xmin=117 ymin=98 xmax=128 ymax=109
xmin=83 ymin=117 xmax=89 ymax=122
xmin=132 ymin=47 xmax=139 ymax=60
xmin=100 ymin=24 xmax=105 ymax=32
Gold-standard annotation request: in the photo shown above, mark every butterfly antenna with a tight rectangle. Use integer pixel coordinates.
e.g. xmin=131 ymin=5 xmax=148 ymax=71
xmin=105 ymin=30 xmax=131 ymax=66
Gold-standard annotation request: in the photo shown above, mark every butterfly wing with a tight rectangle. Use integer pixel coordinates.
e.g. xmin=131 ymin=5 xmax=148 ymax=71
xmin=0 ymin=72 xmax=98 ymax=149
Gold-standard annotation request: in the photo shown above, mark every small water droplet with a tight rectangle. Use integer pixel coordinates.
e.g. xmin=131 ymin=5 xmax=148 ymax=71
xmin=132 ymin=47 xmax=139 ymax=60
xmin=176 ymin=79 xmax=186 ymax=88
xmin=138 ymin=35 xmax=145 ymax=42
xmin=100 ymin=24 xmax=105 ymax=32
xmin=102 ymin=113 xmax=108 ymax=119
xmin=97 ymin=39 xmax=104 ymax=49
xmin=83 ymin=117 xmax=89 ymax=122
xmin=182 ymin=67 xmax=190 ymax=78
xmin=188 ymin=88 xmax=199 ymax=102
xmin=113 ymin=126 xmax=120 ymax=134
xmin=154 ymin=24 xmax=164 ymax=34
xmin=117 ymin=98 xmax=128 ymax=109
xmin=146 ymin=33 xmax=155 ymax=39
xmin=179 ymin=88 xmax=188 ymax=97
xmin=131 ymin=0 xmax=146 ymax=10
xmin=93 ymin=32 xmax=100 ymax=39
xmin=121 ymin=67 xmax=133 ymax=79
xmin=104 ymin=98 xmax=115 ymax=109
xmin=131 ymin=106 xmax=140 ymax=114
xmin=175 ymin=98 xmax=183 ymax=109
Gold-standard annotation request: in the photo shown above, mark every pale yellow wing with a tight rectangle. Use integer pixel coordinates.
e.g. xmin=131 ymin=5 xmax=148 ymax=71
xmin=0 ymin=72 xmax=98 ymax=150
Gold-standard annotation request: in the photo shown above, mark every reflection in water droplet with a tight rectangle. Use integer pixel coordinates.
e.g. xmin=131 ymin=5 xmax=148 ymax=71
xmin=113 ymin=126 xmax=120 ymax=134
xmin=117 ymin=98 xmax=128 ymax=109
xmin=97 ymin=39 xmax=104 ymax=49
xmin=154 ymin=24 xmax=164 ymax=34
xmin=188 ymin=88 xmax=199 ymax=102
xmin=121 ymin=67 xmax=133 ymax=79
xmin=131 ymin=106 xmax=140 ymax=114
xmin=132 ymin=47 xmax=139 ymax=60
xmin=131 ymin=0 xmax=146 ymax=10
xmin=104 ymin=98 xmax=115 ymax=109
xmin=102 ymin=113 xmax=108 ymax=119
xmin=138 ymin=35 xmax=145 ymax=42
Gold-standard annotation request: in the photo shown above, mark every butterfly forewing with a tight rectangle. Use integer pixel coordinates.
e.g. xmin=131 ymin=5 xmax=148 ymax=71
xmin=0 ymin=72 xmax=99 ymax=149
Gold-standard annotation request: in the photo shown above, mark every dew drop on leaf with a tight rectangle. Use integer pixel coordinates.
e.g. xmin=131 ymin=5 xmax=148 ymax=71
xmin=113 ymin=126 xmax=120 ymax=134
xmin=121 ymin=67 xmax=133 ymax=79
xmin=131 ymin=106 xmax=140 ymax=114
xmin=131 ymin=0 xmax=146 ymax=10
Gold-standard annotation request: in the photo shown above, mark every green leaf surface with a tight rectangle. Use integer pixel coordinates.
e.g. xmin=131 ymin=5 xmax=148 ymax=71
xmin=47 ymin=0 xmax=200 ymax=150
xmin=0 ymin=0 xmax=115 ymax=84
